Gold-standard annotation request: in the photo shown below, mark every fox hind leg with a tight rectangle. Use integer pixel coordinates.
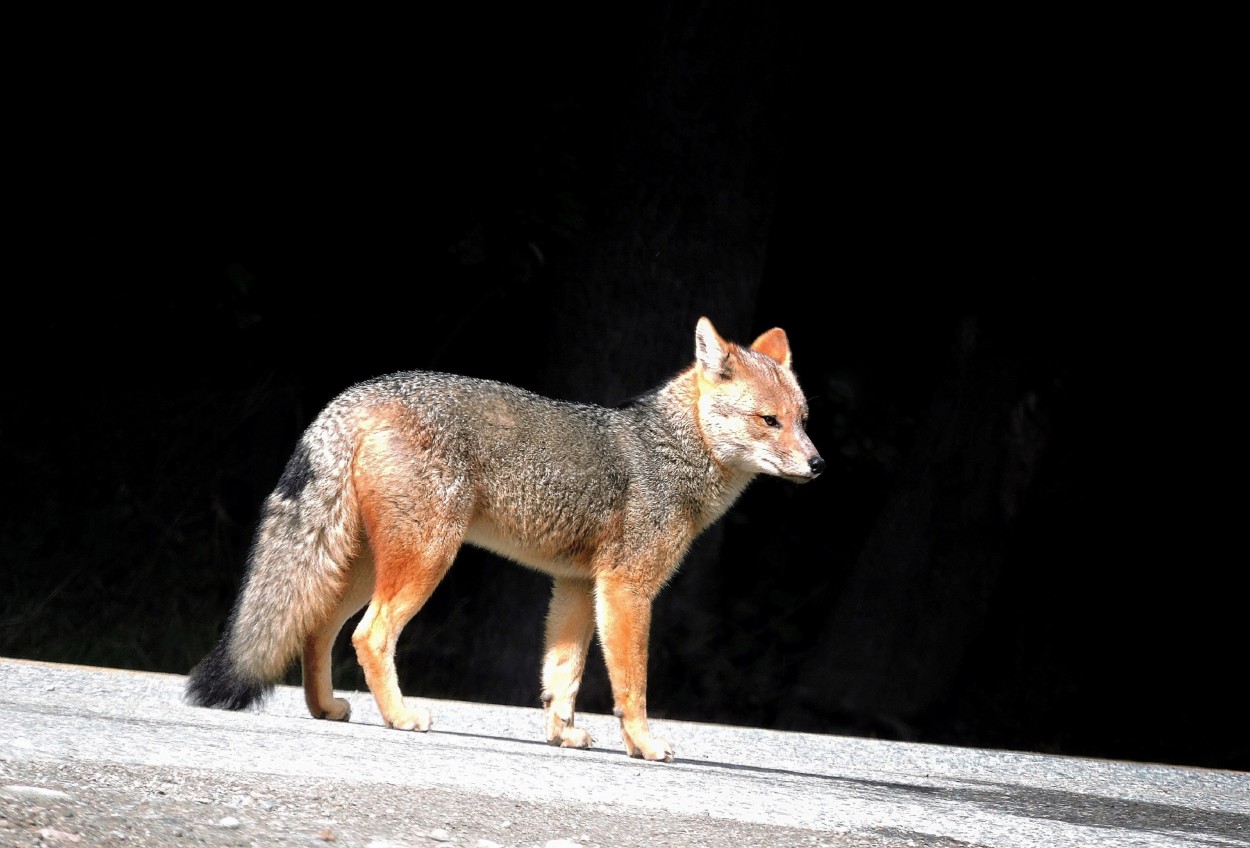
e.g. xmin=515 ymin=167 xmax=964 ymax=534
xmin=541 ymin=577 xmax=596 ymax=748
xmin=349 ymin=431 xmax=469 ymax=731
xmin=351 ymin=518 xmax=462 ymax=731
xmin=302 ymin=545 xmax=376 ymax=721
xmin=351 ymin=542 xmax=459 ymax=731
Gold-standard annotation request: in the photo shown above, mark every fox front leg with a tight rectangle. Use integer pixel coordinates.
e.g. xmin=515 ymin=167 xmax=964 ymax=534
xmin=541 ymin=578 xmax=596 ymax=749
xmin=594 ymin=577 xmax=673 ymax=762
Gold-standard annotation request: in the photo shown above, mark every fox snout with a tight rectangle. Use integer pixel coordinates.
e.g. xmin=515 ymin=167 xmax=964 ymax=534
xmin=784 ymin=450 xmax=825 ymax=483
xmin=782 ymin=426 xmax=825 ymax=483
xmin=803 ymin=453 xmax=826 ymax=481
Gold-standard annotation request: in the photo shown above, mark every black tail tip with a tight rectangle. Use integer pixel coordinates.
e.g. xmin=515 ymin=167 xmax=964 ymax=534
xmin=185 ymin=642 xmax=271 ymax=711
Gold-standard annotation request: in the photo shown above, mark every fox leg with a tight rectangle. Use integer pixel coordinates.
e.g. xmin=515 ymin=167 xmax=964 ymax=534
xmin=351 ymin=536 xmax=459 ymax=731
xmin=302 ymin=545 xmax=376 ymax=721
xmin=541 ymin=577 xmax=596 ymax=749
xmin=350 ymin=432 xmax=465 ymax=731
xmin=595 ymin=577 xmax=673 ymax=761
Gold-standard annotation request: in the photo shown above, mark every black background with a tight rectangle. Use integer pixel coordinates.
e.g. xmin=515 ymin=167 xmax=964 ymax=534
xmin=3 ymin=8 xmax=1240 ymax=771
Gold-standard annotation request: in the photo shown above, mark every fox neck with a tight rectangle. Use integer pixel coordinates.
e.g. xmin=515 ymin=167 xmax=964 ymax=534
xmin=649 ymin=366 xmax=758 ymax=531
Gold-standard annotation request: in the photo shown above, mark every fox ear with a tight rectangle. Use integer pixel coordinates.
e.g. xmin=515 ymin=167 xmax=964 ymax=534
xmin=750 ymin=327 xmax=792 ymax=368
xmin=695 ymin=316 xmax=734 ymax=380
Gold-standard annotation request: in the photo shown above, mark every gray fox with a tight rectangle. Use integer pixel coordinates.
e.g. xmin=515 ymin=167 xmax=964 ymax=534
xmin=187 ymin=317 xmax=824 ymax=761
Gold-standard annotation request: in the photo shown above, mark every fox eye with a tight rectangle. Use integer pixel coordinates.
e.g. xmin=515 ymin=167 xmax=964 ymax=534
xmin=761 ymin=414 xmax=780 ymax=428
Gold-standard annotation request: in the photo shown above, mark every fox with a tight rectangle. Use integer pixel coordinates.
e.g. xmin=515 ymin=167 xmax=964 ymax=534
xmin=186 ymin=316 xmax=824 ymax=761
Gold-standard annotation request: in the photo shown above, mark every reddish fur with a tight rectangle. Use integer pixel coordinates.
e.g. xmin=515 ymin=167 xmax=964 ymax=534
xmin=750 ymin=327 xmax=791 ymax=366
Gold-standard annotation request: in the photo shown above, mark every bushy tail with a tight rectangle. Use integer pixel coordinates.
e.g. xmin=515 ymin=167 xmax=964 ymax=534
xmin=186 ymin=628 xmax=268 ymax=709
xmin=186 ymin=409 xmax=361 ymax=710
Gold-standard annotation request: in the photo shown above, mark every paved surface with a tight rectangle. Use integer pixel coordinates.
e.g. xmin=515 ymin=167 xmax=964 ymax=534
xmin=0 ymin=657 xmax=1246 ymax=847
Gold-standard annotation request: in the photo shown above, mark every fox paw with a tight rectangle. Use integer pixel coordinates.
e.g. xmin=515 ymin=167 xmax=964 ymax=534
xmin=549 ymin=726 xmax=594 ymax=749
xmin=386 ymin=706 xmax=432 ymax=732
xmin=318 ymin=697 xmax=351 ymax=722
xmin=626 ymin=735 xmax=674 ymax=762
xmin=544 ymin=698 xmax=593 ymax=749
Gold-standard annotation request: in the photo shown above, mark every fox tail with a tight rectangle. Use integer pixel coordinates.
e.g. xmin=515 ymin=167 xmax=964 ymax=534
xmin=186 ymin=414 xmax=360 ymax=710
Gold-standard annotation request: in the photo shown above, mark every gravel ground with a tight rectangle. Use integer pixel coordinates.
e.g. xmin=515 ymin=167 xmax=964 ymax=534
xmin=2 ymin=758 xmax=965 ymax=848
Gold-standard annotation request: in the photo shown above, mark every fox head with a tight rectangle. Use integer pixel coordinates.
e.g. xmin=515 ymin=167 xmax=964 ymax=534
xmin=693 ymin=317 xmax=825 ymax=484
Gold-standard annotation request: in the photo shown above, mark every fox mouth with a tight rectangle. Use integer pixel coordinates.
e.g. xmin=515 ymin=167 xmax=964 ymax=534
xmin=750 ymin=454 xmax=824 ymax=483
xmin=768 ymin=463 xmax=822 ymax=484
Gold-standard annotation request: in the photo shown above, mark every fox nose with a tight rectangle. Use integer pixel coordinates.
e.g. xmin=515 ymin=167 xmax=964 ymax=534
xmin=809 ymin=455 xmax=826 ymax=476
